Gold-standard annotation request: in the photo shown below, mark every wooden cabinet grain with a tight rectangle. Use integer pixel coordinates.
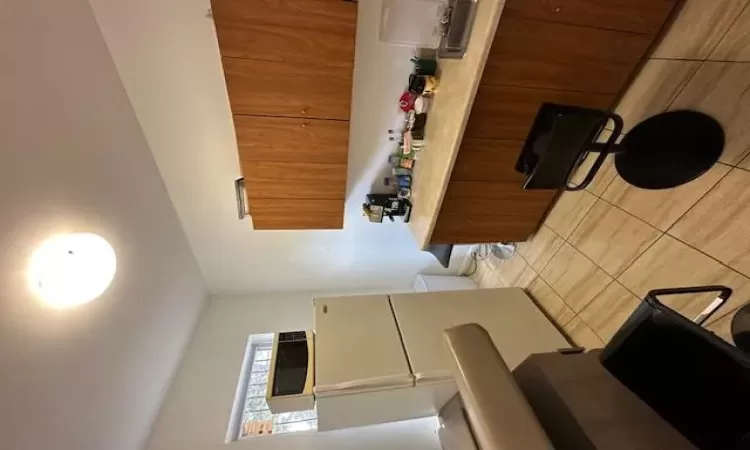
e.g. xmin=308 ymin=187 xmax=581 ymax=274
xmin=450 ymin=138 xmax=527 ymax=183
xmin=235 ymin=116 xmax=349 ymax=165
xmin=223 ymin=57 xmax=352 ymax=120
xmin=249 ymin=198 xmax=344 ymax=230
xmin=483 ymin=17 xmax=652 ymax=94
xmin=211 ymin=0 xmax=356 ymax=230
xmin=212 ymin=0 xmax=356 ymax=67
xmin=503 ymin=0 xmax=680 ymax=35
xmin=465 ymin=85 xmax=614 ymax=141
xmin=429 ymin=0 xmax=680 ymax=245
xmin=243 ymin=161 xmax=346 ymax=200
xmin=431 ymin=181 xmax=558 ymax=244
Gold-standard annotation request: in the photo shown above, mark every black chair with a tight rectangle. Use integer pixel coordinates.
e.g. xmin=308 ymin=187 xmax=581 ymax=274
xmin=516 ymin=103 xmax=725 ymax=191
xmin=600 ymin=286 xmax=750 ymax=450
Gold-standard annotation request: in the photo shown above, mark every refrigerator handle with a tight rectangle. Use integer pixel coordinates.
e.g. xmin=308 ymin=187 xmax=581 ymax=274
xmin=313 ymin=374 xmax=415 ymax=395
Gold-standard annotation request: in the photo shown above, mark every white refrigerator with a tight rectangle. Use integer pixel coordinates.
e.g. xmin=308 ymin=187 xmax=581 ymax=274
xmin=313 ymin=289 xmax=570 ymax=431
xmin=313 ymin=295 xmax=418 ymax=432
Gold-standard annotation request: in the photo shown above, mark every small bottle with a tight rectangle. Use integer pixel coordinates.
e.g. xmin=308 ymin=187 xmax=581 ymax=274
xmin=396 ymin=175 xmax=412 ymax=188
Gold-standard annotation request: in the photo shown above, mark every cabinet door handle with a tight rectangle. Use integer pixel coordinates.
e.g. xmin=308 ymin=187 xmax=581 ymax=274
xmin=235 ymin=177 xmax=248 ymax=220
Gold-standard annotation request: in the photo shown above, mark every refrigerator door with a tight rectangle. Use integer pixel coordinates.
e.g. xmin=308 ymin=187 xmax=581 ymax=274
xmin=313 ymin=295 xmax=414 ymax=397
xmin=390 ymin=288 xmax=571 ymax=383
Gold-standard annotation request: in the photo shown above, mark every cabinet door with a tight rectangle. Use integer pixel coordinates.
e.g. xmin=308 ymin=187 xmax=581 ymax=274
xmin=313 ymin=296 xmax=413 ymax=391
xmin=483 ymin=17 xmax=652 ymax=94
xmin=223 ymin=57 xmax=352 ymax=120
xmin=450 ymin=138 xmax=527 ymax=183
xmin=249 ymin=198 xmax=344 ymax=230
xmin=503 ymin=0 xmax=680 ymax=35
xmin=465 ymin=85 xmax=614 ymax=140
xmin=235 ymin=115 xmax=349 ymax=165
xmin=242 ymin=161 xmax=346 ymax=200
xmin=431 ymin=181 xmax=558 ymax=244
xmin=212 ymin=0 xmax=357 ymax=68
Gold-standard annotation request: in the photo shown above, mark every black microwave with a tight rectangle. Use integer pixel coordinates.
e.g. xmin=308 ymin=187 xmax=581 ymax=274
xmin=266 ymin=330 xmax=314 ymax=414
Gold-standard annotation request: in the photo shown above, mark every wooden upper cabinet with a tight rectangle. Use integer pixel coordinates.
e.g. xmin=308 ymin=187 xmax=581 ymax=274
xmin=234 ymin=115 xmax=349 ymax=164
xmin=211 ymin=0 xmax=356 ymax=67
xmin=503 ymin=0 xmax=681 ymax=35
xmin=223 ymin=57 xmax=352 ymax=120
xmin=249 ymin=198 xmax=345 ymax=230
xmin=242 ymin=161 xmax=347 ymax=200
xmin=213 ymin=0 xmax=356 ymax=230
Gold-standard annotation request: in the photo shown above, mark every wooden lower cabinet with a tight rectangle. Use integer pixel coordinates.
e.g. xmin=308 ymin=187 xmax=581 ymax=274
xmin=450 ymin=138 xmax=527 ymax=183
xmin=249 ymin=198 xmax=344 ymax=230
xmin=465 ymin=85 xmax=614 ymax=141
xmin=502 ymin=0 xmax=679 ymax=35
xmin=483 ymin=17 xmax=652 ymax=94
xmin=427 ymin=0 xmax=680 ymax=244
xmin=430 ymin=181 xmax=558 ymax=245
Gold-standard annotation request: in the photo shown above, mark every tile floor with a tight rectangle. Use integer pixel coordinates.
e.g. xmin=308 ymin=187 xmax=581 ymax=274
xmin=470 ymin=161 xmax=750 ymax=348
xmin=468 ymin=0 xmax=750 ymax=348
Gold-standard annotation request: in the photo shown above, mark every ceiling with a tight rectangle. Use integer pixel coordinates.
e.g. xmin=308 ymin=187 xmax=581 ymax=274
xmin=88 ymin=0 xmax=467 ymax=293
xmin=0 ymin=1 xmax=206 ymax=449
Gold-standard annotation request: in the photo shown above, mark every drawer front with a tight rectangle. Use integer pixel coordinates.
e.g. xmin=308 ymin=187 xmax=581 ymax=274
xmin=483 ymin=17 xmax=652 ymax=94
xmin=250 ymin=198 xmax=344 ymax=230
xmin=450 ymin=138 xmax=527 ymax=183
xmin=243 ymin=161 xmax=346 ymax=200
xmin=212 ymin=0 xmax=356 ymax=67
xmin=235 ymin=115 xmax=349 ymax=165
xmin=503 ymin=0 xmax=680 ymax=35
xmin=431 ymin=181 xmax=558 ymax=244
xmin=464 ymin=85 xmax=614 ymax=141
xmin=222 ymin=57 xmax=352 ymax=120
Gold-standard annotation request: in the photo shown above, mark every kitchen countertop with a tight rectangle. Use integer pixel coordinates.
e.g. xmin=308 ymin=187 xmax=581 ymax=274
xmin=407 ymin=0 xmax=507 ymax=250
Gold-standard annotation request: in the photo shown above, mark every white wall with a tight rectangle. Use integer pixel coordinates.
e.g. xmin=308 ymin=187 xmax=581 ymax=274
xmin=146 ymin=292 xmax=442 ymax=450
xmin=88 ymin=0 xmax=468 ymax=294
xmin=0 ymin=1 xmax=206 ymax=450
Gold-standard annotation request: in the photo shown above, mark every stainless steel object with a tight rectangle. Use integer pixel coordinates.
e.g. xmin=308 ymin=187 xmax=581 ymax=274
xmin=437 ymin=0 xmax=477 ymax=59
xmin=235 ymin=177 xmax=249 ymax=219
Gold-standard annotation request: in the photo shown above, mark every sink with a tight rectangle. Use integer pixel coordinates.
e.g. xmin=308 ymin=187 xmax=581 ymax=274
xmin=437 ymin=0 xmax=478 ymax=59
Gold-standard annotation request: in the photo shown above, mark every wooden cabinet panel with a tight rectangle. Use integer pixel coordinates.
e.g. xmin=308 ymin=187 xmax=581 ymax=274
xmin=464 ymin=85 xmax=614 ymax=141
xmin=250 ymin=198 xmax=344 ymax=230
xmin=212 ymin=0 xmax=356 ymax=67
xmin=431 ymin=181 xmax=558 ymax=244
xmin=450 ymin=138 xmax=527 ymax=183
xmin=213 ymin=0 xmax=355 ymax=230
xmin=223 ymin=57 xmax=352 ymax=120
xmin=503 ymin=0 xmax=680 ymax=35
xmin=243 ymin=161 xmax=346 ymax=200
xmin=483 ymin=17 xmax=652 ymax=94
xmin=235 ymin=116 xmax=349 ymax=164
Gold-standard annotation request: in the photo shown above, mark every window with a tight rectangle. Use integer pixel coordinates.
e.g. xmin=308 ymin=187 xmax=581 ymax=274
xmin=228 ymin=334 xmax=317 ymax=440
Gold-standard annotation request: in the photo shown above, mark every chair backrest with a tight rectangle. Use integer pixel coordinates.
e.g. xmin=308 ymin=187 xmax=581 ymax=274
xmin=516 ymin=103 xmax=621 ymax=191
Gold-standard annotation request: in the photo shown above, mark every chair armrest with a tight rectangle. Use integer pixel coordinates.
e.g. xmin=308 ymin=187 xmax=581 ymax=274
xmin=444 ymin=324 xmax=554 ymax=450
